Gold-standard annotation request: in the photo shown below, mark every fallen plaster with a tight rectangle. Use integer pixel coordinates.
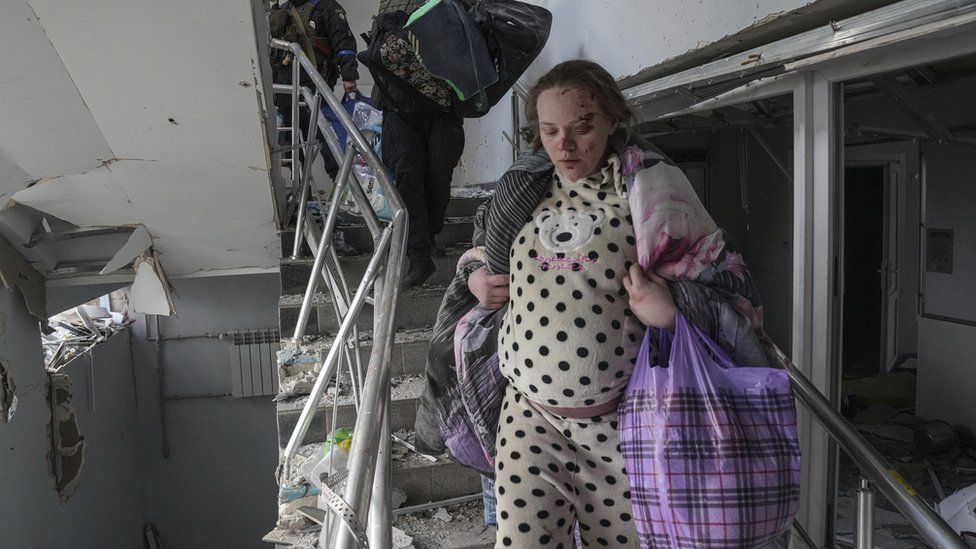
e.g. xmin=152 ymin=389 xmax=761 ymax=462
xmin=130 ymin=251 xmax=175 ymax=316
xmin=0 ymin=231 xmax=47 ymax=321
xmin=100 ymin=224 xmax=152 ymax=274
xmin=0 ymin=359 xmax=17 ymax=424
xmin=48 ymin=372 xmax=85 ymax=502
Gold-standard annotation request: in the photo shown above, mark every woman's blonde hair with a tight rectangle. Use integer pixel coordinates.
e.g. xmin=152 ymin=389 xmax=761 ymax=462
xmin=522 ymin=60 xmax=634 ymax=151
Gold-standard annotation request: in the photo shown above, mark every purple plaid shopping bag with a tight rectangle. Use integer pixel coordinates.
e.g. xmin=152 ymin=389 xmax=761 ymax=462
xmin=618 ymin=312 xmax=801 ymax=548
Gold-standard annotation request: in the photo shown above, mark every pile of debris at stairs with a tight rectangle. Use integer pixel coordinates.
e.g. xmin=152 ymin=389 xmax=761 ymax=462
xmin=266 ymin=188 xmax=497 ymax=549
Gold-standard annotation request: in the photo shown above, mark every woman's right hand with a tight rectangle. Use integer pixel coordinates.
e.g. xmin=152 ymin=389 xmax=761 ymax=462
xmin=468 ymin=266 xmax=510 ymax=309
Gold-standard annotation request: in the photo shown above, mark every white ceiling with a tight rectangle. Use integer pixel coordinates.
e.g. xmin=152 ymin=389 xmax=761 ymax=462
xmin=2 ymin=0 xmax=279 ymax=277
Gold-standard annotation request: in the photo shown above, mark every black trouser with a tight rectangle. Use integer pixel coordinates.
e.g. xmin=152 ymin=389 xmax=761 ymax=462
xmin=381 ymin=110 xmax=465 ymax=256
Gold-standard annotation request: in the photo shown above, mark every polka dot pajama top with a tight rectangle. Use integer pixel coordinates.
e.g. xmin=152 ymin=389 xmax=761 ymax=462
xmin=498 ymin=154 xmax=645 ymax=411
xmin=492 ymin=155 xmax=644 ymax=548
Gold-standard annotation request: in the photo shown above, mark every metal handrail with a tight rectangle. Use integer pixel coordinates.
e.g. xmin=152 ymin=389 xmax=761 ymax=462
xmin=269 ymin=39 xmax=408 ymax=549
xmin=504 ymin=82 xmax=529 ymax=160
xmin=765 ymin=340 xmax=968 ymax=548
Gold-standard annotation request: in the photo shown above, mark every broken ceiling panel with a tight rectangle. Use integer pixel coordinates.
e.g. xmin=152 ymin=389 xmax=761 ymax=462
xmin=0 ymin=1 xmax=113 ymax=181
xmin=4 ymin=0 xmax=277 ymax=278
xmin=101 ymin=224 xmax=152 ymax=275
xmin=12 ymin=160 xmax=277 ymax=275
xmin=28 ymin=0 xmax=268 ymax=167
xmin=130 ymin=254 xmax=175 ymax=316
xmin=0 ymin=147 xmax=33 ymax=208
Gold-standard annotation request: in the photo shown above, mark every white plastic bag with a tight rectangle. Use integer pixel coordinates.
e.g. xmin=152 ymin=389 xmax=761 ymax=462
xmin=337 ymin=101 xmax=394 ymax=221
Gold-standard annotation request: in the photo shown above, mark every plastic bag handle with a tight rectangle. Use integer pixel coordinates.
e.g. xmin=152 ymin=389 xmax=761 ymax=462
xmin=672 ymin=311 xmax=739 ymax=371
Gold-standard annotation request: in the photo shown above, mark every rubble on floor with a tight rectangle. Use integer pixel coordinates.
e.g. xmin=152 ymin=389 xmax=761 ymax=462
xmin=269 ymin=426 xmax=491 ymax=548
xmin=43 ymin=304 xmax=126 ymax=372
xmin=277 ymin=374 xmax=425 ymax=412
xmin=837 ymin=402 xmax=976 ymax=546
xmin=450 ymin=185 xmax=494 ymax=199
xmin=393 ymin=500 xmax=495 ymax=549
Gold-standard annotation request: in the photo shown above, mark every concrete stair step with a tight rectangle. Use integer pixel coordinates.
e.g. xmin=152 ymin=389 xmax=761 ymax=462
xmin=280 ymin=215 xmax=474 ymax=260
xmin=277 ymin=329 xmax=433 ymax=399
xmin=278 ymin=437 xmax=484 ymax=511
xmin=394 ymin=499 xmax=495 ymax=549
xmin=279 ymin=245 xmax=467 ymax=296
xmin=337 ymin=215 xmax=474 ymax=253
xmin=278 ymin=286 xmax=446 ymax=337
xmin=266 ymin=487 xmax=492 ymax=548
xmin=276 ymin=374 xmax=425 ymax=448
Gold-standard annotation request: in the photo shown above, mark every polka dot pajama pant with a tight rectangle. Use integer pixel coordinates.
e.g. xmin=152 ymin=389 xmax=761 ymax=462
xmin=493 ymin=385 xmax=640 ymax=548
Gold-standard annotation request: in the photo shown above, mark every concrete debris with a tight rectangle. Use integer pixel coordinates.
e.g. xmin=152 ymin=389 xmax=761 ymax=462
xmin=100 ymin=224 xmax=152 ymax=274
xmin=392 ymin=431 xmax=438 ymax=463
xmin=278 ymin=495 xmax=318 ymax=530
xmin=49 ymin=373 xmax=85 ymax=502
xmin=276 ymin=349 xmax=325 ymax=399
xmin=0 ymin=358 xmax=17 ymax=424
xmin=43 ymin=304 xmax=126 ymax=372
xmin=392 ymin=526 xmax=413 ymax=549
xmin=938 ymin=481 xmax=976 ymax=542
xmin=392 ymin=487 xmax=408 ymax=510
xmin=433 ymin=508 xmax=452 ymax=523
xmin=394 ymin=500 xmax=495 ymax=549
xmin=853 ymin=423 xmax=915 ymax=444
xmin=262 ymin=526 xmax=319 ymax=548
xmin=391 ymin=440 xmax=409 ymax=460
xmin=130 ymin=252 xmax=175 ymax=315
xmin=451 ymin=185 xmax=493 ymax=199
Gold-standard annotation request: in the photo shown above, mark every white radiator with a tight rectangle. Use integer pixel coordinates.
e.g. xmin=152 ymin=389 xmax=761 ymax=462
xmin=228 ymin=329 xmax=280 ymax=397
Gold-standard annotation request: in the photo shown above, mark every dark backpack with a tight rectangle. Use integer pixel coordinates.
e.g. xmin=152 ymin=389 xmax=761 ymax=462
xmin=269 ymin=1 xmax=335 ymax=82
xmin=359 ymin=0 xmax=551 ymax=118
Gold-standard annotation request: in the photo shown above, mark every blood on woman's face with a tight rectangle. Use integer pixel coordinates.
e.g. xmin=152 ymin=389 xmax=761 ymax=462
xmin=537 ymin=86 xmax=618 ymax=180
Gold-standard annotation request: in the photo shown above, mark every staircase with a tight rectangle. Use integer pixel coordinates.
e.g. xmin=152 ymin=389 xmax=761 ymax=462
xmin=265 ymin=189 xmax=497 ymax=548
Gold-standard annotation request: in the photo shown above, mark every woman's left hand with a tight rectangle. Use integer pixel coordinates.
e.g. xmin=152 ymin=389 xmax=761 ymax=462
xmin=622 ymin=264 xmax=677 ymax=330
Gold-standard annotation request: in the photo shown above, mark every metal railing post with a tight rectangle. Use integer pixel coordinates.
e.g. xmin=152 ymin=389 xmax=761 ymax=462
xmin=290 ymin=59 xmax=300 ymax=190
xmin=291 ymin=145 xmax=356 ymax=343
xmin=855 ymin=478 xmax=875 ymax=549
xmin=290 ymin=91 xmax=321 ymax=259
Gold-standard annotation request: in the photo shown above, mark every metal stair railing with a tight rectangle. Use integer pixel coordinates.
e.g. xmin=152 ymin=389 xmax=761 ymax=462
xmin=502 ymin=82 xmax=529 ymax=161
xmin=269 ymin=39 xmax=407 ymax=549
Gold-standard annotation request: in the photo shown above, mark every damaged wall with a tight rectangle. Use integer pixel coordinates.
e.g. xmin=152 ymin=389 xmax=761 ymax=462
xmin=129 ymin=273 xmax=280 ymax=549
xmin=0 ymin=288 xmax=143 ymax=548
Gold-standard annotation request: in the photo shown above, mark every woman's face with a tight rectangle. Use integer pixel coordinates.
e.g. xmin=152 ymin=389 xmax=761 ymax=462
xmin=537 ymin=86 xmax=618 ymax=180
